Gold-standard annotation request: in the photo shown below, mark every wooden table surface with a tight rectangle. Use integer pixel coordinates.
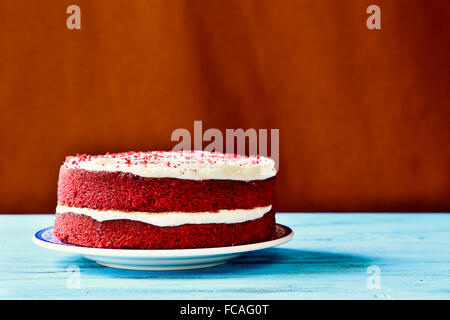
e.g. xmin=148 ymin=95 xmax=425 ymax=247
xmin=0 ymin=213 xmax=449 ymax=299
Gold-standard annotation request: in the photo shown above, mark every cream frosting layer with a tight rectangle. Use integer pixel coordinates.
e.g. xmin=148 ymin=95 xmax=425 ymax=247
xmin=63 ymin=150 xmax=276 ymax=181
xmin=56 ymin=204 xmax=272 ymax=227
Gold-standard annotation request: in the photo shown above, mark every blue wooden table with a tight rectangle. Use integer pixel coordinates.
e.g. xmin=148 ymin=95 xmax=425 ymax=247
xmin=0 ymin=213 xmax=448 ymax=299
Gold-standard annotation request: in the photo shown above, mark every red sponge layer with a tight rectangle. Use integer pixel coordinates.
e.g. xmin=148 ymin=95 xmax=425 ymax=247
xmin=53 ymin=211 xmax=276 ymax=249
xmin=58 ymin=167 xmax=275 ymax=212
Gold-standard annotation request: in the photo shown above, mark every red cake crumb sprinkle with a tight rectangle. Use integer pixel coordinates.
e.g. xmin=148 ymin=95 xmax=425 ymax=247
xmin=63 ymin=150 xmax=274 ymax=172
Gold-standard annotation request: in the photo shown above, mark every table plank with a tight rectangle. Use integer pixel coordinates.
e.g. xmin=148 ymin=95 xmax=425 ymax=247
xmin=0 ymin=213 xmax=449 ymax=299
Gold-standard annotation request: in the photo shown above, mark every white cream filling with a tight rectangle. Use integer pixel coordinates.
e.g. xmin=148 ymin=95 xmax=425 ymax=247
xmin=56 ymin=204 xmax=272 ymax=227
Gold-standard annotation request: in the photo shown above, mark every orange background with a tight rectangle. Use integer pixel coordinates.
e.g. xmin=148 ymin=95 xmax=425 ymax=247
xmin=1 ymin=0 xmax=449 ymax=213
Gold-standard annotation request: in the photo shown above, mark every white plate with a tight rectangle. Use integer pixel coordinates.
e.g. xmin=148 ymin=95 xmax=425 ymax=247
xmin=33 ymin=224 xmax=293 ymax=270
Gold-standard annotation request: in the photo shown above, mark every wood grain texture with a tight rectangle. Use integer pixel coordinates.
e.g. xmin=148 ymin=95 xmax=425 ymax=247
xmin=0 ymin=213 xmax=449 ymax=299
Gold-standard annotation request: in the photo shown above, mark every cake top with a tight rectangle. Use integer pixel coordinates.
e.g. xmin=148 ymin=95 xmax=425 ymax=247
xmin=63 ymin=150 xmax=276 ymax=181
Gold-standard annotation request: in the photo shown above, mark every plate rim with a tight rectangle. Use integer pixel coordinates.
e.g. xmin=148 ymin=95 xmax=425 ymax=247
xmin=32 ymin=224 xmax=294 ymax=258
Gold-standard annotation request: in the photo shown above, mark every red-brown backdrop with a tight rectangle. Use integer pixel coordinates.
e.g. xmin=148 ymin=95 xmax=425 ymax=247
xmin=1 ymin=0 xmax=449 ymax=213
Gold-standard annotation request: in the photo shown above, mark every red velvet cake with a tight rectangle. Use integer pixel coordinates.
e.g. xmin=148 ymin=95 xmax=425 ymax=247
xmin=54 ymin=151 xmax=277 ymax=249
